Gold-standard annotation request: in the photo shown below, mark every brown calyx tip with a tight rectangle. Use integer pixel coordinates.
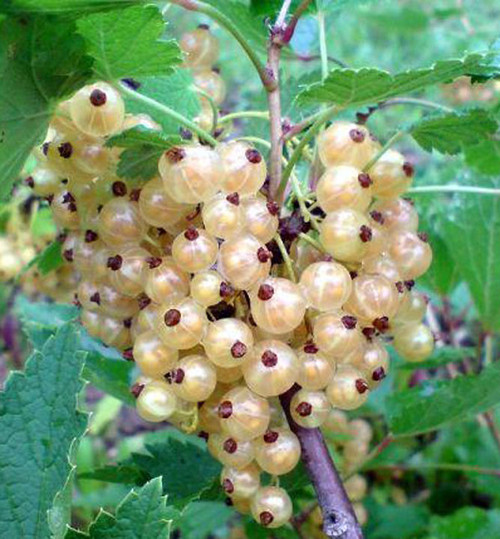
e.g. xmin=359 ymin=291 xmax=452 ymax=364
xmin=226 ymin=192 xmax=240 ymax=206
xmin=403 ymin=161 xmax=414 ymax=177
xmin=90 ymin=88 xmax=107 ymax=107
xmin=58 ymin=142 xmax=73 ymax=159
xmin=349 ymin=128 xmax=366 ymax=143
xmin=122 ymin=348 xmax=134 ymax=361
xmin=89 ymin=292 xmax=101 ymax=305
xmin=24 ymin=176 xmax=34 ymax=188
xmin=266 ymin=200 xmax=280 ymax=216
xmin=112 ymin=181 xmax=127 ymax=197
xmin=341 ymin=315 xmax=357 ymax=329
xmin=362 ymin=327 xmax=376 ymax=341
xmin=218 ymin=400 xmax=233 ymax=419
xmin=257 ymin=283 xmax=274 ymax=301
xmin=355 ymin=378 xmax=369 ymax=394
xmin=165 ymin=368 xmax=185 ymax=384
xmin=166 ymin=147 xmax=186 ymax=163
xmin=123 ymin=318 xmax=132 ymax=328
xmin=263 ymin=430 xmax=279 ymax=443
xmin=418 ymin=232 xmax=429 ymax=243
xmin=303 ymin=342 xmax=319 ymax=354
xmin=231 ymin=340 xmax=247 ymax=358
xmin=129 ymin=188 xmax=141 ymax=202
xmin=184 ymin=225 xmax=199 ymax=241
xmin=358 ymin=173 xmax=373 ymax=189
xmin=257 ymin=247 xmax=272 ymax=263
xmin=146 ymin=256 xmax=162 ymax=269
xmin=222 ymin=478 xmax=234 ymax=494
xmin=359 ymin=224 xmax=373 ymax=243
xmin=296 ymin=401 xmax=312 ymax=417
xmin=370 ymin=210 xmax=385 ymax=224
xmin=85 ymin=229 xmax=98 ymax=243
xmin=372 ymin=366 xmax=386 ymax=381
xmin=164 ymin=308 xmax=181 ymax=327
xmin=137 ymin=293 xmax=151 ymax=310
xmin=198 ymin=430 xmax=209 ymax=441
xmin=261 ymin=350 xmax=278 ymax=368
xmin=395 ymin=281 xmax=405 ymax=294
xmin=63 ymin=249 xmax=74 ymax=262
xmin=131 ymin=383 xmax=144 ymax=398
xmin=107 ymin=254 xmax=123 ymax=271
xmin=223 ymin=438 xmax=238 ymax=454
xmin=404 ymin=279 xmax=415 ymax=291
xmin=259 ymin=511 xmax=274 ymax=527
xmin=219 ymin=281 xmax=234 ymax=299
xmin=372 ymin=316 xmax=390 ymax=333
xmin=245 ymin=148 xmax=262 ymax=164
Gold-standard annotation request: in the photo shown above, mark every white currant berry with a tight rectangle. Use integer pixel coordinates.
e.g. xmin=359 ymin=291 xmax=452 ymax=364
xmin=326 ymin=365 xmax=369 ymax=410
xmin=290 ymin=389 xmax=331 ymax=428
xmin=251 ymin=486 xmax=293 ymax=529
xmin=296 ymin=342 xmax=336 ymax=391
xmin=203 ymin=318 xmax=254 ymax=368
xmin=133 ymin=330 xmax=178 ymax=378
xmin=253 ymin=428 xmax=301 ymax=475
xmin=218 ymin=141 xmax=267 ymax=195
xmin=299 ymin=261 xmax=352 ymax=311
xmin=165 ymin=354 xmax=216 ymax=402
xmin=393 ymin=323 xmax=434 ymax=362
xmin=220 ymin=463 xmax=260 ymax=499
xmin=135 ymin=380 xmax=177 ymax=422
xmin=172 ymin=226 xmax=219 ymax=273
xmin=202 ymin=192 xmax=246 ymax=240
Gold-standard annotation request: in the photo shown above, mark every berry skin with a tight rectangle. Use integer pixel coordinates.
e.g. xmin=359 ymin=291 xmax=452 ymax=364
xmin=218 ymin=141 xmax=267 ymax=195
xmin=368 ymin=149 xmax=413 ymax=198
xmin=180 ymin=27 xmax=219 ymax=69
xmin=371 ymin=197 xmax=419 ymax=232
xmin=190 ymin=270 xmax=229 ymax=307
xmin=133 ymin=330 xmax=178 ymax=378
xmin=138 ymin=177 xmax=188 ymax=228
xmin=107 ymin=245 xmax=149 ymax=297
xmin=296 ymin=344 xmax=336 ymax=391
xmin=193 ymin=69 xmax=227 ymax=105
xmin=344 ymin=474 xmax=368 ymax=502
xmin=98 ymin=281 xmax=140 ymax=318
xmin=389 ymin=230 xmax=433 ymax=280
xmin=344 ymin=273 xmax=399 ymax=325
xmin=159 ymin=145 xmax=223 ymax=204
xmin=97 ymin=198 xmax=147 ymax=247
xmin=202 ymin=318 xmax=254 ymax=368
xmin=99 ymin=316 xmax=132 ymax=350
xmin=393 ymin=323 xmax=434 ymax=362
xmin=393 ymin=290 xmax=427 ymax=327
xmin=167 ymin=354 xmax=216 ymax=402
xmin=218 ymin=234 xmax=271 ymax=290
xmin=207 ymin=433 xmax=255 ymax=469
xmin=253 ymin=428 xmax=301 ymax=475
xmin=326 ymin=365 xmax=369 ymax=410
xmin=202 ymin=192 xmax=246 ymax=240
xmin=220 ymin=463 xmax=260 ymax=498
xmin=215 ymin=365 xmax=242 ymax=384
xmin=250 ymin=486 xmax=293 ymax=529
xmin=241 ymin=195 xmax=279 ymax=244
xmin=362 ymin=254 xmax=402 ymax=283
xmin=320 ymin=208 xmax=372 ymax=263
xmin=172 ymin=227 xmax=219 ymax=273
xmin=249 ymin=277 xmax=307 ymax=335
xmin=51 ymin=190 xmax=81 ymax=230
xmin=313 ymin=311 xmax=364 ymax=358
xmin=28 ymin=166 xmax=62 ymax=197
xmin=348 ymin=418 xmax=373 ymax=444
xmin=317 ymin=121 xmax=380 ymax=169
xmin=299 ymin=261 xmax=352 ymax=312
xmin=143 ymin=257 xmax=191 ymax=304
xmin=241 ymin=340 xmax=299 ymax=397
xmin=316 ymin=165 xmax=373 ymax=213
xmin=218 ymin=386 xmax=270 ymax=442
xmin=73 ymin=237 xmax=109 ymax=280
xmin=70 ymin=82 xmax=125 ymax=136
xmin=136 ymin=380 xmax=177 ymax=422
xmin=350 ymin=338 xmax=389 ymax=388
xmin=154 ymin=298 xmax=208 ymax=350
xmin=290 ymin=389 xmax=331 ymax=428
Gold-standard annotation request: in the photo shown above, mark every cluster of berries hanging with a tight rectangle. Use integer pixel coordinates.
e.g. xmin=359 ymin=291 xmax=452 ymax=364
xmin=20 ymin=25 xmax=434 ymax=530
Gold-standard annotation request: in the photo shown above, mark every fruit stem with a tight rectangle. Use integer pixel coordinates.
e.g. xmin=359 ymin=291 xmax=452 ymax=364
xmin=218 ymin=111 xmax=269 ymax=124
xmin=409 ymin=185 xmax=500 ymax=196
xmin=193 ymin=87 xmax=218 ymax=133
xmin=118 ymin=81 xmax=219 ymax=146
xmin=274 ymin=234 xmax=297 ymax=282
xmin=298 ymin=232 xmax=326 ymax=254
xmin=171 ymin=0 xmax=277 ymax=91
xmin=362 ymin=130 xmax=405 ymax=173
xmin=267 ymin=42 xmax=284 ymax=198
xmin=280 ymin=386 xmax=365 ymax=539
xmin=234 ymin=136 xmax=271 ymax=149
xmin=317 ymin=11 xmax=329 ymax=81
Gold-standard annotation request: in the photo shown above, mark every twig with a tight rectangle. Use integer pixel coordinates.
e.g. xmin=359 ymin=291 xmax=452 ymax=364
xmin=357 ymin=97 xmax=453 ymax=123
xmin=267 ymin=41 xmax=284 ymax=198
xmin=283 ymin=0 xmax=315 ymax=43
xmin=409 ymin=185 xmax=500 ymax=196
xmin=280 ymin=386 xmax=364 ymax=539
xmin=274 ymin=234 xmax=297 ymax=282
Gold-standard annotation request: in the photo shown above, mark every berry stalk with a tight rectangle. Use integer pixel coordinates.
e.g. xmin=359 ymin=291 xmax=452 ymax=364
xmin=280 ymin=386 xmax=364 ymax=539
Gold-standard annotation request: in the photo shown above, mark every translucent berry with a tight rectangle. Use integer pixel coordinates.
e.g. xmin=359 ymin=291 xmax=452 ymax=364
xmin=393 ymin=323 xmax=434 ymax=362
xmin=203 ymin=318 xmax=254 ymax=368
xmin=28 ymin=167 xmax=62 ymax=197
xmin=368 ymin=149 xmax=413 ymax=198
xmin=313 ymin=311 xmax=364 ymax=358
xmin=172 ymin=227 xmax=219 ymax=273
xmin=344 ymin=474 xmax=368 ymax=502
xmin=138 ymin=177 xmax=188 ymax=228
xmin=144 ymin=257 xmax=190 ymax=304
xmin=166 ymin=354 xmax=216 ymax=402
xmin=350 ymin=338 xmax=389 ymax=388
xmin=296 ymin=344 xmax=336 ymax=391
xmin=251 ymin=486 xmax=293 ymax=529
xmin=208 ymin=433 xmax=255 ymax=469
xmin=371 ymin=197 xmax=419 ymax=232
xmin=180 ymin=26 xmax=219 ymax=69
xmin=202 ymin=192 xmax=245 ymax=240
xmin=362 ymin=254 xmax=402 ymax=283
xmin=190 ymin=270 xmax=231 ymax=307
xmin=193 ymin=69 xmax=227 ymax=105
xmin=326 ymin=365 xmax=369 ymax=410
xmin=254 ymin=428 xmax=301 ymax=475
xmin=107 ymin=246 xmax=149 ymax=297
xmin=97 ymin=198 xmax=147 ymax=247
xmin=241 ymin=195 xmax=279 ymax=244
xmin=215 ymin=365 xmax=243 ymax=384
xmin=133 ymin=330 xmax=178 ymax=377
xmin=290 ymin=389 xmax=331 ymax=428
xmin=299 ymin=261 xmax=352 ymax=311
xmin=218 ymin=141 xmax=267 ymax=195
xmin=389 ymin=230 xmax=432 ymax=279
xmin=136 ymin=380 xmax=177 ymax=422
xmin=393 ymin=290 xmax=427 ymax=327
xmin=220 ymin=463 xmax=260 ymax=499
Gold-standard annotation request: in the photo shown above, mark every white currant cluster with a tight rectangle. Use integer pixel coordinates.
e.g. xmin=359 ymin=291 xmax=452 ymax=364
xmin=19 ymin=25 xmax=435 ymax=530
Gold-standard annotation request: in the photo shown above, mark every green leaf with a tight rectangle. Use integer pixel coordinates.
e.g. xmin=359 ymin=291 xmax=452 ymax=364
xmin=124 ymin=71 xmax=200 ymax=134
xmin=438 ymin=179 xmax=500 ymax=331
xmin=79 ymin=464 xmax=147 ymax=486
xmin=362 ymin=7 xmax=429 ymax=33
xmin=429 ymin=507 xmax=500 ymax=539
xmin=131 ymin=437 xmax=221 ymax=508
xmin=35 ymin=240 xmax=64 ymax=274
xmin=77 ymin=5 xmax=181 ymax=80
xmin=106 ymin=126 xmax=182 ymax=149
xmin=0 ymin=16 xmax=91 ymax=198
xmin=177 ymin=501 xmax=234 ymax=539
xmin=465 ymin=140 xmax=500 ymax=175
xmin=409 ymin=109 xmax=497 ymax=155
xmin=387 ymin=361 xmax=500 ymax=436
xmin=0 ymin=324 xmax=87 ymax=538
xmin=364 ymin=501 xmax=430 ymax=539
xmin=397 ymin=347 xmax=476 ymax=371
xmin=297 ymin=53 xmax=499 ymax=107
xmin=0 ymin=0 xmax=140 ymax=15
xmin=70 ymin=478 xmax=174 ymax=539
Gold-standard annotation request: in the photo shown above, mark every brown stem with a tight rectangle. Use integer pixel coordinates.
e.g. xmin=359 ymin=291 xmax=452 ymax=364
xmin=283 ymin=0 xmax=315 ymax=43
xmin=266 ymin=43 xmax=283 ymax=198
xmin=280 ymin=386 xmax=364 ymax=539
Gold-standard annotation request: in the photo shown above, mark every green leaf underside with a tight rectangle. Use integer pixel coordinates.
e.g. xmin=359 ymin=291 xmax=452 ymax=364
xmin=409 ymin=109 xmax=497 ymax=155
xmin=117 ymin=146 xmax=164 ymax=181
xmin=36 ymin=240 xmax=64 ymax=274
xmin=0 ymin=16 xmax=91 ymax=199
xmin=438 ymin=179 xmax=500 ymax=331
xmin=387 ymin=361 xmax=500 ymax=436
xmin=297 ymin=54 xmax=500 ymax=107
xmin=67 ymin=478 xmax=174 ymax=538
xmin=77 ymin=5 xmax=181 ymax=81
xmin=465 ymin=140 xmax=500 ymax=175
xmin=0 ymin=325 xmax=87 ymax=538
